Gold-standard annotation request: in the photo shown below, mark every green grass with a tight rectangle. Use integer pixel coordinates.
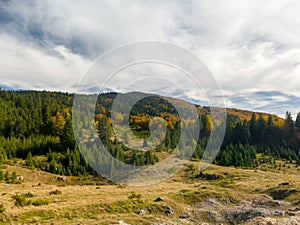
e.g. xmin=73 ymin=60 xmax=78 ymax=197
xmin=11 ymin=192 xmax=48 ymax=207
xmin=0 ymin=204 xmax=5 ymax=213
xmin=31 ymin=199 xmax=49 ymax=206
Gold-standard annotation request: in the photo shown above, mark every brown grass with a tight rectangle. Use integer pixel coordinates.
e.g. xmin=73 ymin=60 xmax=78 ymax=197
xmin=0 ymin=162 xmax=299 ymax=224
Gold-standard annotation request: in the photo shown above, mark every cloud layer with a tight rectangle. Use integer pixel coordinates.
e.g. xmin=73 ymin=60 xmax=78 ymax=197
xmin=0 ymin=0 xmax=300 ymax=117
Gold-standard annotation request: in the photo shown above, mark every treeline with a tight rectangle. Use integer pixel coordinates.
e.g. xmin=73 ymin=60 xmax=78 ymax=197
xmin=215 ymin=112 xmax=300 ymax=167
xmin=0 ymin=88 xmax=300 ymax=178
xmin=91 ymin=94 xmax=300 ymax=168
xmin=0 ymin=89 xmax=162 ymax=174
xmin=0 ymin=89 xmax=92 ymax=176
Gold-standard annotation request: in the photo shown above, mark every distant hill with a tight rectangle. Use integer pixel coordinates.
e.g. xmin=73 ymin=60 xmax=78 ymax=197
xmin=225 ymin=107 xmax=284 ymax=126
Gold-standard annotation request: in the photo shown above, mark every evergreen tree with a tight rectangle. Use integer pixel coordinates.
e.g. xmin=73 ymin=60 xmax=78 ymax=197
xmin=60 ymin=119 xmax=76 ymax=151
xmin=25 ymin=152 xmax=34 ymax=168
xmin=97 ymin=115 xmax=112 ymax=144
xmin=256 ymin=115 xmax=267 ymax=146
xmin=284 ymin=111 xmax=294 ymax=140
xmin=11 ymin=171 xmax=17 ymax=181
xmin=4 ymin=170 xmax=9 ymax=182
xmin=295 ymin=112 xmax=300 ymax=131
xmin=249 ymin=113 xmax=257 ymax=144
xmin=145 ymin=151 xmax=155 ymax=165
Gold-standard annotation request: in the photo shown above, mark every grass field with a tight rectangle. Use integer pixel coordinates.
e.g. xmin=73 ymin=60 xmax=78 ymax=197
xmin=0 ymin=160 xmax=299 ymax=224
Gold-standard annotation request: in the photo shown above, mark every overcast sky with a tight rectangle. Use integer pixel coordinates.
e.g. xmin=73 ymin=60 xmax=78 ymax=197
xmin=1 ymin=0 xmax=300 ymax=117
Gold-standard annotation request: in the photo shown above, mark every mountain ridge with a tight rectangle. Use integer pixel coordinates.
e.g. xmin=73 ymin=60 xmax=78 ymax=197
xmin=0 ymin=87 xmax=286 ymax=122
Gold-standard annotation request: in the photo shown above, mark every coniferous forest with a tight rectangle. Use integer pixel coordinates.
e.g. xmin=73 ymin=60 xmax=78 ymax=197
xmin=0 ymin=88 xmax=300 ymax=178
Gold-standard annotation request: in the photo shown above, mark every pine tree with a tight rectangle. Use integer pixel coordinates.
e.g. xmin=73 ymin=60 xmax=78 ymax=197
xmin=132 ymin=150 xmax=141 ymax=166
xmin=145 ymin=151 xmax=154 ymax=165
xmin=11 ymin=171 xmax=17 ymax=181
xmin=284 ymin=111 xmax=294 ymax=140
xmin=256 ymin=115 xmax=267 ymax=146
xmin=60 ymin=119 xmax=76 ymax=151
xmin=25 ymin=152 xmax=34 ymax=168
xmin=49 ymin=158 xmax=56 ymax=173
xmin=295 ymin=112 xmax=300 ymax=131
xmin=249 ymin=113 xmax=257 ymax=144
xmin=4 ymin=170 xmax=9 ymax=182
xmin=97 ymin=115 xmax=112 ymax=144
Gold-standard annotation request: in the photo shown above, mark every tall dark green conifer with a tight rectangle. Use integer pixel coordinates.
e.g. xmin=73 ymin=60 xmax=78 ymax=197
xmin=60 ymin=119 xmax=76 ymax=151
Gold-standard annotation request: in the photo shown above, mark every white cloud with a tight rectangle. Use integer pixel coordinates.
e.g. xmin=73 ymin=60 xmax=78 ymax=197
xmin=0 ymin=34 xmax=90 ymax=91
xmin=0 ymin=0 xmax=300 ymax=115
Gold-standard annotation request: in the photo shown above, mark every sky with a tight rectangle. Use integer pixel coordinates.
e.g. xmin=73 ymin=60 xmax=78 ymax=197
xmin=1 ymin=0 xmax=300 ymax=118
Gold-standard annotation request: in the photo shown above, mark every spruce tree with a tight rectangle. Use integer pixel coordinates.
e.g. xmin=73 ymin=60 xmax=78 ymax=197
xmin=60 ymin=119 xmax=75 ymax=151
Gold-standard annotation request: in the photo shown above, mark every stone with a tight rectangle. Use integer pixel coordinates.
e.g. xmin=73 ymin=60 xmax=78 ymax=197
xmin=137 ymin=210 xmax=146 ymax=215
xmin=179 ymin=212 xmax=191 ymax=219
xmin=155 ymin=197 xmax=165 ymax=202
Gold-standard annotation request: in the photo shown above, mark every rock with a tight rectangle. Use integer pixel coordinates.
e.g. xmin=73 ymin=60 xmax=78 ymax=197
xmin=293 ymin=200 xmax=300 ymax=206
xmin=252 ymin=199 xmax=280 ymax=208
xmin=206 ymin=211 xmax=223 ymax=223
xmin=179 ymin=212 xmax=191 ymax=219
xmin=164 ymin=206 xmax=174 ymax=216
xmin=193 ymin=196 xmax=298 ymax=224
xmin=286 ymin=211 xmax=296 ymax=216
xmin=270 ymin=188 xmax=297 ymax=200
xmin=274 ymin=210 xmax=285 ymax=217
xmin=279 ymin=182 xmax=290 ymax=186
xmin=155 ymin=197 xmax=165 ymax=202
xmin=137 ymin=210 xmax=146 ymax=215
xmin=166 ymin=206 xmax=173 ymax=211
xmin=165 ymin=210 xmax=173 ymax=216
xmin=118 ymin=220 xmax=131 ymax=225
xmin=55 ymin=176 xmax=66 ymax=182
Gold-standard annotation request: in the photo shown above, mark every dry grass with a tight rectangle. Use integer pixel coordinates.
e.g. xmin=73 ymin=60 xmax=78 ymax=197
xmin=0 ymin=162 xmax=299 ymax=224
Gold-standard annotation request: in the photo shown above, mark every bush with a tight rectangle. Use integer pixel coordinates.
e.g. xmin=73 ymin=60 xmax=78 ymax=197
xmin=12 ymin=193 xmax=49 ymax=207
xmin=128 ymin=192 xmax=142 ymax=201
xmin=11 ymin=171 xmax=17 ymax=180
xmin=12 ymin=194 xmax=29 ymax=207
xmin=31 ymin=199 xmax=49 ymax=206
xmin=186 ymin=164 xmax=195 ymax=173
xmin=49 ymin=189 xmax=62 ymax=195
xmin=23 ymin=192 xmax=34 ymax=198
xmin=11 ymin=192 xmax=34 ymax=207
xmin=0 ymin=204 xmax=5 ymax=213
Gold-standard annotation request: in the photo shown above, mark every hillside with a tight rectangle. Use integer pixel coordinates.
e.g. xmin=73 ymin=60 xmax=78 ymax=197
xmin=225 ymin=107 xmax=284 ymax=126
xmin=0 ymin=88 xmax=299 ymax=175
xmin=0 ymin=88 xmax=300 ymax=224
xmin=0 ymin=161 xmax=299 ymax=224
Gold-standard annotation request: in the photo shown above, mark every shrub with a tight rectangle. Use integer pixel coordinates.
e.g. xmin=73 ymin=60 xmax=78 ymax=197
xmin=12 ymin=194 xmax=29 ymax=207
xmin=11 ymin=171 xmax=17 ymax=180
xmin=31 ymin=199 xmax=49 ymax=206
xmin=23 ymin=192 xmax=34 ymax=198
xmin=0 ymin=204 xmax=5 ymax=213
xmin=186 ymin=164 xmax=195 ymax=172
xmin=11 ymin=192 xmax=34 ymax=207
xmin=128 ymin=192 xmax=142 ymax=201
xmin=49 ymin=189 xmax=62 ymax=195
xmin=12 ymin=193 xmax=49 ymax=207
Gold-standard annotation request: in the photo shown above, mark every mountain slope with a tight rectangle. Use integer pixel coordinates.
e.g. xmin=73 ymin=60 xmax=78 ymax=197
xmin=0 ymin=89 xmax=299 ymax=178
